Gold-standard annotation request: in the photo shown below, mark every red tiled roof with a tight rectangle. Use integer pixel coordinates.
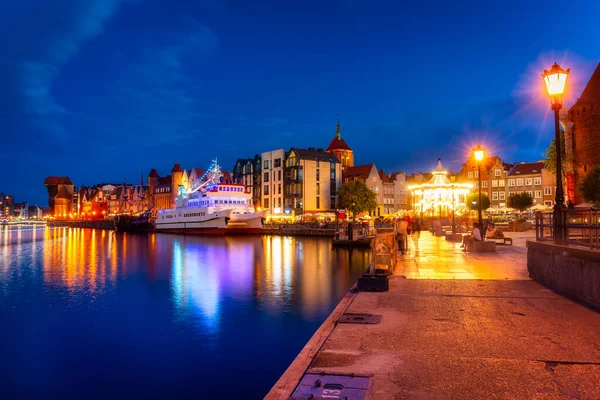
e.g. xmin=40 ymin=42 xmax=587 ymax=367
xmin=573 ymin=62 xmax=600 ymax=107
xmin=507 ymin=161 xmax=545 ymax=176
xmin=158 ymin=176 xmax=172 ymax=186
xmin=44 ymin=176 xmax=73 ymax=185
xmin=326 ymin=137 xmax=352 ymax=151
xmin=343 ymin=164 xmax=375 ymax=181
xmin=379 ymin=169 xmax=391 ymax=183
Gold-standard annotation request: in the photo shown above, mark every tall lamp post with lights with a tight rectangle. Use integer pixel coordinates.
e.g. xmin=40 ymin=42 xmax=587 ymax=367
xmin=473 ymin=145 xmax=485 ymax=228
xmin=542 ymin=63 xmax=569 ymax=244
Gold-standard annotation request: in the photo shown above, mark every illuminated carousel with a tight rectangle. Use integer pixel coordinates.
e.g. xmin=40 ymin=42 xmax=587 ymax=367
xmin=409 ymin=158 xmax=472 ymax=218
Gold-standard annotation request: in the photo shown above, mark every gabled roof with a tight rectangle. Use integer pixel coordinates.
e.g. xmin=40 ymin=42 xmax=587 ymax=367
xmin=507 ymin=161 xmax=545 ymax=176
xmin=45 ymin=176 xmax=73 ymax=186
xmin=54 ymin=185 xmax=72 ymax=199
xmin=326 ymin=137 xmax=352 ymax=152
xmin=573 ymin=62 xmax=600 ymax=107
xmin=290 ymin=148 xmax=340 ymax=163
xmin=343 ymin=164 xmax=376 ymax=181
xmin=379 ymin=169 xmax=391 ymax=183
xmin=148 ymin=169 xmax=159 ymax=178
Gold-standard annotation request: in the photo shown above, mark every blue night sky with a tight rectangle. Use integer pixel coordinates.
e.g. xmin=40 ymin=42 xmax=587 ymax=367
xmin=2 ymin=0 xmax=600 ymax=205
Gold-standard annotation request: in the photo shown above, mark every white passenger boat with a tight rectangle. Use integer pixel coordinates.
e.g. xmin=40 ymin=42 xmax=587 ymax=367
xmin=154 ymin=159 xmax=266 ymax=235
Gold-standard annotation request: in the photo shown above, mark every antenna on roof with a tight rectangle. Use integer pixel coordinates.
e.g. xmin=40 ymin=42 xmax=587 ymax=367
xmin=336 ymin=114 xmax=341 ymax=139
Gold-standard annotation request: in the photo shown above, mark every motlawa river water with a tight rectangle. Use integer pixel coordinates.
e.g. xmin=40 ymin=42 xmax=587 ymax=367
xmin=0 ymin=226 xmax=370 ymax=399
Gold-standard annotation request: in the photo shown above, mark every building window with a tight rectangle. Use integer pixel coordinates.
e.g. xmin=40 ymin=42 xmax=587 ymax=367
xmin=278 ymin=170 xmax=281 ymax=181
xmin=499 ymin=180 xmax=505 ymax=187
xmin=508 ymin=179 xmax=515 ymax=187
xmin=517 ymin=178 xmax=524 ymax=186
xmin=264 ymin=185 xmax=269 ymax=195
xmin=492 ymin=192 xmax=498 ymax=200
xmin=475 ymin=181 xmax=479 ymax=188
xmin=527 ymin=191 xmax=533 ymax=198
xmin=495 ymin=169 xmax=501 ymax=177
xmin=499 ymin=192 xmax=505 ymax=200
xmin=278 ymin=184 xmax=281 ymax=194
xmin=525 ymin=178 xmax=533 ymax=186
xmin=264 ymin=160 xmax=269 ymax=169
xmin=492 ymin=180 xmax=498 ymax=187
xmin=474 ymin=171 xmax=479 ymax=178
xmin=264 ymin=198 xmax=269 ymax=208
xmin=544 ymin=201 xmax=553 ymax=206
xmin=535 ymin=190 xmax=542 ymax=199
xmin=274 ymin=158 xmax=281 ymax=168
xmin=316 ymin=183 xmax=320 ymax=193
xmin=468 ymin=171 xmax=473 ymax=179
xmin=534 ymin=177 xmax=541 ymax=185
xmin=316 ymin=169 xmax=320 ymax=181
xmin=316 ymin=197 xmax=320 ymax=209
xmin=330 ymin=162 xmax=335 ymax=169
xmin=544 ymin=187 xmax=552 ymax=195
xmin=264 ymin=172 xmax=269 ymax=183
xmin=331 ymin=197 xmax=336 ymax=208
xmin=482 ymin=181 xmax=488 ymax=188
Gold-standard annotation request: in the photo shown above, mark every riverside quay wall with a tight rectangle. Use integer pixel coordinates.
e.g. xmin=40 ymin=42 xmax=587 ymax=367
xmin=527 ymin=240 xmax=600 ymax=310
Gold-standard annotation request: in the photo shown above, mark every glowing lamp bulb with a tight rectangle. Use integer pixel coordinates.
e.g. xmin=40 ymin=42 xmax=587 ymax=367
xmin=542 ymin=62 xmax=569 ymax=97
xmin=474 ymin=145 xmax=485 ymax=162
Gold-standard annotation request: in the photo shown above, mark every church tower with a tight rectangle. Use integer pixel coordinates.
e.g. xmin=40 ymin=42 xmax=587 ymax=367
xmin=325 ymin=117 xmax=354 ymax=171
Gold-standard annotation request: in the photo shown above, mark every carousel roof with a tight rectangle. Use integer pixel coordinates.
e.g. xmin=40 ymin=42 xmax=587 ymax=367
xmin=409 ymin=159 xmax=472 ymax=191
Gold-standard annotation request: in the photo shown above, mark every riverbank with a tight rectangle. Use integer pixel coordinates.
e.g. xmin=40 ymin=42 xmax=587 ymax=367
xmin=47 ymin=220 xmax=115 ymax=230
xmin=266 ymin=231 xmax=600 ymax=399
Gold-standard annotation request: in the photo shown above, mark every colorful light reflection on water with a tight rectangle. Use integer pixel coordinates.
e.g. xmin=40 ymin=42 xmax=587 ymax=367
xmin=0 ymin=226 xmax=370 ymax=399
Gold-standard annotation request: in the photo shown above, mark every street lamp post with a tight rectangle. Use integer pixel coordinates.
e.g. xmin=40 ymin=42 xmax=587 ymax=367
xmin=542 ymin=63 xmax=569 ymax=244
xmin=451 ymin=184 xmax=456 ymax=235
xmin=474 ymin=145 xmax=485 ymax=228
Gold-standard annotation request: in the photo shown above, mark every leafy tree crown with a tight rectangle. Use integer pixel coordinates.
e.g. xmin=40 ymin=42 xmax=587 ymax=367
xmin=337 ymin=180 xmax=378 ymax=220
xmin=578 ymin=166 xmax=600 ymax=208
xmin=507 ymin=192 xmax=534 ymax=212
xmin=465 ymin=192 xmax=490 ymax=211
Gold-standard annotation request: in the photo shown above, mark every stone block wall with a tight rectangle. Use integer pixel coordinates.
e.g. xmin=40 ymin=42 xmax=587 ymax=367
xmin=527 ymin=241 xmax=600 ymax=310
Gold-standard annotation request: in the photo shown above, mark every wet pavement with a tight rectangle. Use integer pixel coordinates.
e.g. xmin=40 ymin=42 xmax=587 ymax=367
xmin=270 ymin=231 xmax=600 ymax=400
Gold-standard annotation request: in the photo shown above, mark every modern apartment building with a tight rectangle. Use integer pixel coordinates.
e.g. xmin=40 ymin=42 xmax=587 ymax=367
xmin=261 ymin=149 xmax=286 ymax=215
xmin=284 ymin=148 xmax=342 ymax=215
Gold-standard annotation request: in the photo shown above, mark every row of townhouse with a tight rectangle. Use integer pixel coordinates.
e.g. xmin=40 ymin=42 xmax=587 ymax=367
xmin=342 ymin=164 xmax=409 ymax=216
xmin=459 ymin=157 xmax=557 ymax=208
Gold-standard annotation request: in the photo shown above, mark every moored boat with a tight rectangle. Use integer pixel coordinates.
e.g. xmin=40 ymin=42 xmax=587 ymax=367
xmin=154 ymin=159 xmax=266 ymax=235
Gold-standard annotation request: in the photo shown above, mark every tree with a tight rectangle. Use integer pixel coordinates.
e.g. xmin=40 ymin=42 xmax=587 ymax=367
xmin=507 ymin=192 xmax=534 ymax=212
xmin=465 ymin=192 xmax=490 ymax=211
xmin=578 ymin=166 xmax=600 ymax=207
xmin=337 ymin=180 xmax=378 ymax=221
xmin=543 ymin=130 xmax=567 ymax=178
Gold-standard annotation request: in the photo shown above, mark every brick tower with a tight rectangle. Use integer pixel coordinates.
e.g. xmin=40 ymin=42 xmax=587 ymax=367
xmin=325 ymin=117 xmax=354 ymax=172
xmin=568 ymin=62 xmax=600 ymax=204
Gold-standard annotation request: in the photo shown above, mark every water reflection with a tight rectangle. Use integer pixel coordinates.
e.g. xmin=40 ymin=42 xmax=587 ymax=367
xmin=0 ymin=227 xmax=370 ymax=399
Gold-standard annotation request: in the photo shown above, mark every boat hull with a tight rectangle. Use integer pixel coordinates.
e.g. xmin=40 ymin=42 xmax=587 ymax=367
xmin=155 ymin=210 xmax=265 ymax=236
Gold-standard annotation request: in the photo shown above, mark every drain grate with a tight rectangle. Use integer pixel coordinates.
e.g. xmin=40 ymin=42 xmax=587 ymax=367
xmin=336 ymin=313 xmax=382 ymax=325
xmin=290 ymin=372 xmax=373 ymax=400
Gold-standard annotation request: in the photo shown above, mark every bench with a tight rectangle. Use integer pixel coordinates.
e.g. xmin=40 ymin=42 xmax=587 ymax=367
xmin=471 ymin=240 xmax=496 ymax=253
xmin=489 ymin=237 xmax=513 ymax=245
xmin=486 ymin=231 xmax=513 ymax=245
